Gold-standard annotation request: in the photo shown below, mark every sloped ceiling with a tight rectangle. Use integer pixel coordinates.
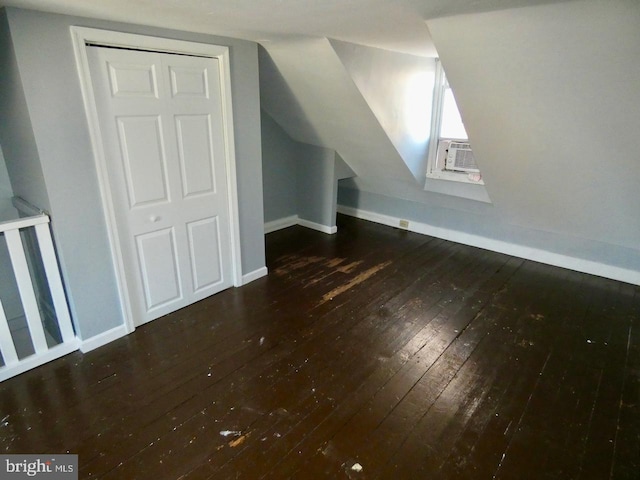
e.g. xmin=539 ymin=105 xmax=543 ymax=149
xmin=329 ymin=39 xmax=435 ymax=182
xmin=259 ymin=38 xmax=416 ymax=183
xmin=259 ymin=37 xmax=492 ymax=204
xmin=0 ymin=0 xmax=571 ymax=56
xmin=2 ymin=0 xmax=636 ymax=262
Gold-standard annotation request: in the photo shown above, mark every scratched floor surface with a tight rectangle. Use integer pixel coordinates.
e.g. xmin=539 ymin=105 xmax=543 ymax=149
xmin=1 ymin=215 xmax=638 ymax=479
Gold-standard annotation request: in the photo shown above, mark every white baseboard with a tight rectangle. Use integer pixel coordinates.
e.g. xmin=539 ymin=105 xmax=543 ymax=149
xmin=264 ymin=215 xmax=337 ymax=235
xmin=79 ymin=324 xmax=129 ymax=354
xmin=242 ymin=266 xmax=268 ymax=285
xmin=80 ymin=265 xmax=268 ymax=354
xmin=297 ymin=218 xmax=337 ymax=234
xmin=0 ymin=341 xmax=79 ymax=382
xmin=264 ymin=215 xmax=299 ymax=234
xmin=337 ymin=205 xmax=640 ymax=286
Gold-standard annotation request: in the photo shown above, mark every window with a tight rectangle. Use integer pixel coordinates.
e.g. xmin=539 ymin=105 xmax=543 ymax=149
xmin=426 ymin=59 xmax=483 ymax=185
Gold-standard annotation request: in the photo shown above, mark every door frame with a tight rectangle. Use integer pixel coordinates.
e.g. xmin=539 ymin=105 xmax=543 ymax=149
xmin=71 ymin=26 xmax=243 ymax=334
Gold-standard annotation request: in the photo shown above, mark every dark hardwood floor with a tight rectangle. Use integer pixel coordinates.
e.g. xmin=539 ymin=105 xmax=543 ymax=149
xmin=1 ymin=215 xmax=638 ymax=479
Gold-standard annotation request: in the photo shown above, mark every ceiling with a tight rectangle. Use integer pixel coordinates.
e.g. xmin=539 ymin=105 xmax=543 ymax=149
xmin=1 ymin=0 xmax=571 ymax=56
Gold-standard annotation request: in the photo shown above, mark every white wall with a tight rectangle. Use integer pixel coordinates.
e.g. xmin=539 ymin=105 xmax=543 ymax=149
xmin=330 ymin=39 xmax=435 ymax=183
xmin=261 ymin=36 xmax=492 ymax=213
xmin=329 ymin=39 xmax=492 ymax=203
xmin=427 ymin=0 xmax=640 ymax=252
xmin=259 ymin=38 xmax=415 ymax=183
xmin=337 ymin=0 xmax=640 ymax=285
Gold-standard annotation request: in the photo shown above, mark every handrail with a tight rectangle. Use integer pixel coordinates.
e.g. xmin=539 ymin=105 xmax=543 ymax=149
xmin=0 ymin=207 xmax=77 ymax=381
xmin=0 ymin=213 xmax=49 ymax=234
xmin=12 ymin=196 xmax=45 ymax=217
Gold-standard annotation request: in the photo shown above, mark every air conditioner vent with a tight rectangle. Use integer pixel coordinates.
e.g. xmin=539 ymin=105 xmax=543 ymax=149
xmin=445 ymin=142 xmax=479 ymax=173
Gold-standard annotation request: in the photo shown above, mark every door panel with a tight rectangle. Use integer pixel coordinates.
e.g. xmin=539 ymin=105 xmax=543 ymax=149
xmin=175 ymin=114 xmax=216 ymax=197
xmin=87 ymin=46 xmax=234 ymax=326
xmin=108 ymin=62 xmax=158 ymax=98
xmin=170 ymin=66 xmax=209 ymax=98
xmin=136 ymin=228 xmax=182 ymax=310
xmin=117 ymin=115 xmax=170 ymax=207
xmin=187 ymin=217 xmax=223 ymax=293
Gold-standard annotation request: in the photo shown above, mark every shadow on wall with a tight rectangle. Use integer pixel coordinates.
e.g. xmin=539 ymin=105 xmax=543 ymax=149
xmin=0 ymin=143 xmax=17 ymax=221
xmin=0 ymin=143 xmax=24 ymax=349
xmin=258 ymin=45 xmax=322 ymax=146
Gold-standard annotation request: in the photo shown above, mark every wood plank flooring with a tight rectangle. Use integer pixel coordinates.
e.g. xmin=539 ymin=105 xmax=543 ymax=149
xmin=1 ymin=214 xmax=638 ymax=479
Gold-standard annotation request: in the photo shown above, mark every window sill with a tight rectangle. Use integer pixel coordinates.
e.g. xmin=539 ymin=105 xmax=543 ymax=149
xmin=424 ymin=175 xmax=492 ymax=203
xmin=426 ymin=170 xmax=484 ymax=185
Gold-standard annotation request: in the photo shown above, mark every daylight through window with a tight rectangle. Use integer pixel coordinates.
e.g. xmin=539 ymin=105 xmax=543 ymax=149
xmin=426 ymin=59 xmax=483 ymax=185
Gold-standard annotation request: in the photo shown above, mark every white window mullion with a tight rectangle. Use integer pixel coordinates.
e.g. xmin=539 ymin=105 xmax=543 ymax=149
xmin=425 ymin=59 xmax=482 ymax=185
xmin=426 ymin=58 xmax=445 ymax=176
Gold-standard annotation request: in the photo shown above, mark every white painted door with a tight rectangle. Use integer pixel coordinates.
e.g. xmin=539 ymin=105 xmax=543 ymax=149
xmin=87 ymin=46 xmax=233 ymax=326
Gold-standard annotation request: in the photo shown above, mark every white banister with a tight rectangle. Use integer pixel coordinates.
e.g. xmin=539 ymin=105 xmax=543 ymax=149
xmin=0 ymin=214 xmax=49 ymax=233
xmin=5 ymin=228 xmax=49 ymax=354
xmin=0 ymin=211 xmax=78 ymax=382
xmin=34 ymin=223 xmax=75 ymax=343
xmin=0 ymin=299 xmax=19 ymax=366
xmin=12 ymin=196 xmax=44 ymax=217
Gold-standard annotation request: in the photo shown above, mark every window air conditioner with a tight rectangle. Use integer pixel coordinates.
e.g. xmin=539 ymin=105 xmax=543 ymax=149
xmin=445 ymin=142 xmax=480 ymax=173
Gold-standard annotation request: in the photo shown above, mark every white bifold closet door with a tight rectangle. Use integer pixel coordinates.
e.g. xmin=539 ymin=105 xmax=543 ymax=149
xmin=87 ymin=45 xmax=233 ymax=326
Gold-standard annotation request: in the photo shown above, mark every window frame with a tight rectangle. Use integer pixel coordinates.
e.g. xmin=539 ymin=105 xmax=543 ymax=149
xmin=425 ymin=59 xmax=484 ymax=185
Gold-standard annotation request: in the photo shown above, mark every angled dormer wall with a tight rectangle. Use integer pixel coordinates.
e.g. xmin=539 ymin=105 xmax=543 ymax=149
xmin=0 ymin=10 xmax=49 ymax=214
xmin=0 ymin=9 xmax=48 ymax=329
xmin=260 ymin=38 xmax=418 ymax=184
xmin=259 ymin=0 xmax=640 ymax=284
xmin=329 ymin=39 xmax=434 ymax=184
xmin=260 ymin=39 xmax=488 ymax=234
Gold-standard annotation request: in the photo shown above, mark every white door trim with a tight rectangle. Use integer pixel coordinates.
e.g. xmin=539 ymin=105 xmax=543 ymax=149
xmin=70 ymin=26 xmax=243 ymax=334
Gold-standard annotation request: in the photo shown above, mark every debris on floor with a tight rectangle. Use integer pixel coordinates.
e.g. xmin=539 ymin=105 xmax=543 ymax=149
xmin=229 ymin=434 xmax=249 ymax=448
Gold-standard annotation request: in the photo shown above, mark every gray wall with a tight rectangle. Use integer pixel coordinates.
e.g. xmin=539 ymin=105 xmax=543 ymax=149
xmin=0 ymin=10 xmax=49 ymax=215
xmin=297 ymin=144 xmax=337 ymax=229
xmin=338 ymin=187 xmax=640 ymax=274
xmin=0 ymin=145 xmax=16 ymax=220
xmin=0 ymin=143 xmax=23 ymax=323
xmin=0 ymin=19 xmax=29 ymax=325
xmin=261 ymin=107 xmax=341 ymax=230
xmin=2 ymin=7 xmax=265 ymax=340
xmin=261 ymin=110 xmax=298 ymax=223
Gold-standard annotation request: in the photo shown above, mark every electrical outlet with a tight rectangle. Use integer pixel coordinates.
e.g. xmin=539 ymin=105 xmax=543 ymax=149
xmin=399 ymin=219 xmax=409 ymax=229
